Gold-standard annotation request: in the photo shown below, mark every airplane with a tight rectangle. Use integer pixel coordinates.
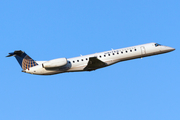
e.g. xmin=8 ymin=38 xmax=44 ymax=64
xmin=7 ymin=43 xmax=175 ymax=75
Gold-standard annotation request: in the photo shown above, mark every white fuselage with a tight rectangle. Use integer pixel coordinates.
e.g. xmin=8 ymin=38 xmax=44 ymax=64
xmin=24 ymin=43 xmax=175 ymax=75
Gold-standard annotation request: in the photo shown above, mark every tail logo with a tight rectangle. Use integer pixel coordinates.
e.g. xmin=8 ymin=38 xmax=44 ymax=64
xmin=22 ymin=55 xmax=38 ymax=70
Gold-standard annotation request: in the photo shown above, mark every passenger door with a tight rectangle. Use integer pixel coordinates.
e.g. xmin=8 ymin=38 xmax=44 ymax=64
xmin=140 ymin=46 xmax=146 ymax=55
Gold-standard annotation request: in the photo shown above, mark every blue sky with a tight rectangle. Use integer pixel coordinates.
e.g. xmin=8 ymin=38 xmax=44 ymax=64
xmin=0 ymin=0 xmax=179 ymax=120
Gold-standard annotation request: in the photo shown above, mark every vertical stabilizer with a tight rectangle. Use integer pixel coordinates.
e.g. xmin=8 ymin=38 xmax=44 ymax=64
xmin=6 ymin=50 xmax=38 ymax=70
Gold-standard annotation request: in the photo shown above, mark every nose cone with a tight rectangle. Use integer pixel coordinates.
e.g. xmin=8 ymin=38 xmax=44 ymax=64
xmin=161 ymin=46 xmax=175 ymax=52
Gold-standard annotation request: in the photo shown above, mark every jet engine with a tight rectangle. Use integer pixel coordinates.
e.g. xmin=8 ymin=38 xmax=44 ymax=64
xmin=42 ymin=58 xmax=68 ymax=68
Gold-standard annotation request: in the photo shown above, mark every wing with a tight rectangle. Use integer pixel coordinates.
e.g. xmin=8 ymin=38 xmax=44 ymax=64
xmin=84 ymin=57 xmax=107 ymax=71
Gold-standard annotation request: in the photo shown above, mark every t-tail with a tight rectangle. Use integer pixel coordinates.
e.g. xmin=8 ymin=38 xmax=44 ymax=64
xmin=6 ymin=50 xmax=38 ymax=70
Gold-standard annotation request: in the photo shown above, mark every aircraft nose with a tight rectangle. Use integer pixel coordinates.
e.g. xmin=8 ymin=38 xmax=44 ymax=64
xmin=161 ymin=46 xmax=175 ymax=52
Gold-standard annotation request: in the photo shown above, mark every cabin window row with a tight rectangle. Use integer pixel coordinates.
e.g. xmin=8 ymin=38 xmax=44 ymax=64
xmin=71 ymin=49 xmax=137 ymax=63
xmin=101 ymin=49 xmax=137 ymax=58
xmin=73 ymin=58 xmax=88 ymax=63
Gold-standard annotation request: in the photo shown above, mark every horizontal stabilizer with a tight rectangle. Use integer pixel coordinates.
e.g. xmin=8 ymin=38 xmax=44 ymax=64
xmin=6 ymin=50 xmax=24 ymax=57
xmin=6 ymin=53 xmax=14 ymax=57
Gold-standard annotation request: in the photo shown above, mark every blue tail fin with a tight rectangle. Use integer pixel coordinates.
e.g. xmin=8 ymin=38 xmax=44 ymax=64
xmin=7 ymin=50 xmax=38 ymax=70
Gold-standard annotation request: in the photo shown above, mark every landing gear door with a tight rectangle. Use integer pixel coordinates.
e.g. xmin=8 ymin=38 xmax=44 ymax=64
xmin=140 ymin=46 xmax=146 ymax=55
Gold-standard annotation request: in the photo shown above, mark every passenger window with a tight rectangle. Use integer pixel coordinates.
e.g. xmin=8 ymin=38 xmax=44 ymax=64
xmin=81 ymin=59 xmax=83 ymax=61
xmin=73 ymin=61 xmax=75 ymax=63
xmin=77 ymin=60 xmax=79 ymax=62
xmin=135 ymin=49 xmax=137 ymax=51
xmin=99 ymin=56 xmax=101 ymax=58
xmin=121 ymin=51 xmax=123 ymax=54
xmin=126 ymin=51 xmax=128 ymax=53
xmin=130 ymin=50 xmax=132 ymax=52
xmin=117 ymin=52 xmax=119 ymax=54
xmin=108 ymin=54 xmax=110 ymax=56
xmin=86 ymin=58 xmax=88 ymax=60
xmin=113 ymin=53 xmax=115 ymax=55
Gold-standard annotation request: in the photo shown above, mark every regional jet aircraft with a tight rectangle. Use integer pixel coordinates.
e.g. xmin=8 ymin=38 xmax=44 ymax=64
xmin=7 ymin=43 xmax=175 ymax=75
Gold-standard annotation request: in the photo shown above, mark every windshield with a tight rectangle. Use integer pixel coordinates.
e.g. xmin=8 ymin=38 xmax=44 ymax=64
xmin=155 ymin=43 xmax=161 ymax=47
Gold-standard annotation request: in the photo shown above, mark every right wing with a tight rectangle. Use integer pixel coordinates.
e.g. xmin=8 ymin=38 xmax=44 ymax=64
xmin=84 ymin=57 xmax=107 ymax=71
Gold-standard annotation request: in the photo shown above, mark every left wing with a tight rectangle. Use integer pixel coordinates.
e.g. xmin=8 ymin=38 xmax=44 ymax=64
xmin=84 ymin=57 xmax=107 ymax=71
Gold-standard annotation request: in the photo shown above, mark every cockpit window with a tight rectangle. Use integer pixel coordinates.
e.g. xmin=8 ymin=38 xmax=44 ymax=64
xmin=155 ymin=43 xmax=161 ymax=47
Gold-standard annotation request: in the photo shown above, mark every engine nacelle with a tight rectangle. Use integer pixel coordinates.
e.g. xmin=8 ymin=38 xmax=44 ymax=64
xmin=42 ymin=58 xmax=67 ymax=68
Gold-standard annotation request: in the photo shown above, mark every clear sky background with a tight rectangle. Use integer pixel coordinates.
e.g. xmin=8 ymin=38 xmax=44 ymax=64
xmin=0 ymin=0 xmax=179 ymax=120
